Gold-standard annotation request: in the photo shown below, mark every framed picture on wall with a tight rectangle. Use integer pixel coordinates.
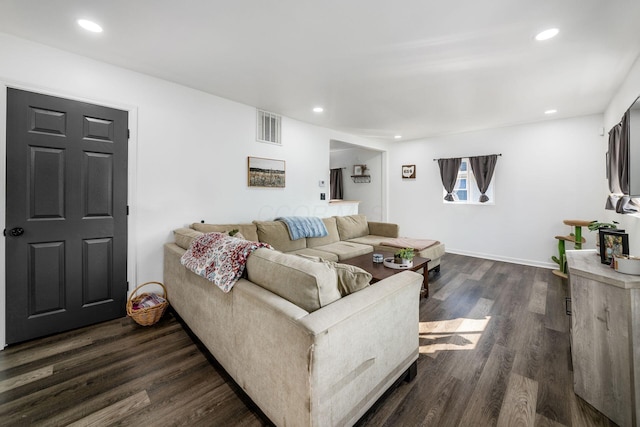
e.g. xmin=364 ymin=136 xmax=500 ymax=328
xmin=402 ymin=164 xmax=416 ymax=179
xmin=247 ymin=156 xmax=286 ymax=188
xmin=353 ymin=165 xmax=365 ymax=176
xmin=599 ymin=229 xmax=629 ymax=264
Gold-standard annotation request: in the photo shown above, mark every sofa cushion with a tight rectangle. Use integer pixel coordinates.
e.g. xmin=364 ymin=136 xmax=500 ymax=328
xmin=192 ymin=223 xmax=259 ymax=242
xmin=313 ymin=241 xmax=373 ymax=261
xmin=295 ymin=254 xmax=372 ymax=296
xmin=335 ymin=215 xmax=370 ymax=240
xmin=288 ymin=248 xmax=340 ymax=262
xmin=367 ymin=221 xmax=399 ymax=238
xmin=246 ymin=248 xmax=341 ymax=312
xmin=254 ymin=220 xmax=307 ymax=252
xmin=174 ymin=228 xmax=204 ymax=250
xmin=347 ymin=235 xmax=396 ymax=247
xmin=306 ymin=217 xmax=341 ymax=248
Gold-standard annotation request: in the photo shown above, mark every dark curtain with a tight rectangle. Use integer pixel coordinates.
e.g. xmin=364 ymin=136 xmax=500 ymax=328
xmin=330 ymin=168 xmax=343 ymax=200
xmin=469 ymin=155 xmax=498 ymax=203
xmin=606 ymin=111 xmax=637 ymax=214
xmin=606 ymin=123 xmax=621 ymax=210
xmin=616 ymin=110 xmax=637 ymax=213
xmin=619 ymin=110 xmax=630 ymax=195
xmin=438 ymin=158 xmax=462 ymax=201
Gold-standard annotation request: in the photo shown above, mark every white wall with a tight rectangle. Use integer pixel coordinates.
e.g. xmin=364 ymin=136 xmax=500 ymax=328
xmin=2 ymin=27 xmax=633 ymax=349
xmin=330 ymin=147 xmax=384 ymax=221
xmin=604 ymin=54 xmax=640 ymax=255
xmin=387 ymin=115 xmax=605 ymax=267
xmin=0 ymin=32 xmax=383 ymax=346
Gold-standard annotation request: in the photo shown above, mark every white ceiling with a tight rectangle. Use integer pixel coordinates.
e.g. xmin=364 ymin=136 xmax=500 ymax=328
xmin=1 ymin=0 xmax=640 ymax=142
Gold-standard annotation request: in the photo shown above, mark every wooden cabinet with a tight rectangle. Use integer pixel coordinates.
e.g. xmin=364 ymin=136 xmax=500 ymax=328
xmin=567 ymin=250 xmax=640 ymax=426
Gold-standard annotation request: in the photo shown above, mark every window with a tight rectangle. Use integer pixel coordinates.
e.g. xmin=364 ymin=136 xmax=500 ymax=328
xmin=443 ymin=158 xmax=495 ymax=204
xmin=452 ymin=160 xmax=469 ymax=201
xmin=257 ymin=109 xmax=281 ymax=145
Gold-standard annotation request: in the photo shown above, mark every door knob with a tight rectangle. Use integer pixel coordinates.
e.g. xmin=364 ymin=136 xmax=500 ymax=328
xmin=9 ymin=227 xmax=24 ymax=237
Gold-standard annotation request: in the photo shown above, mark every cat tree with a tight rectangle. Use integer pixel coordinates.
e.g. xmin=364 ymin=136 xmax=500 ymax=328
xmin=552 ymin=219 xmax=592 ymax=279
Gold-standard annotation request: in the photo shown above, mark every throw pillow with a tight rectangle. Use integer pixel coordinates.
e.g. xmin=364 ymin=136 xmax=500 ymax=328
xmin=326 ymin=261 xmax=372 ymax=296
xmin=335 ymin=215 xmax=370 ymax=240
xmin=253 ymin=220 xmax=308 ymax=252
xmin=296 ymin=254 xmax=371 ymax=296
xmin=227 ymin=230 xmax=245 ymax=240
xmin=173 ymin=228 xmax=204 ymax=250
xmin=191 ymin=223 xmax=260 ymax=242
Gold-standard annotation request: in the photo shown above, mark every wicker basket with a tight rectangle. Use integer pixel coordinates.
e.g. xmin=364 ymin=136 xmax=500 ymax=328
xmin=126 ymin=281 xmax=169 ymax=326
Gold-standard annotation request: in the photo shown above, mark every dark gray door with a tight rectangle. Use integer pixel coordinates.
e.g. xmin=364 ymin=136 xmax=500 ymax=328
xmin=6 ymin=88 xmax=128 ymax=344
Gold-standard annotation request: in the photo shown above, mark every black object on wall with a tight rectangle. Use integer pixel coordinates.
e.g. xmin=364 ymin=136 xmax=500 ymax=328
xmin=607 ymin=97 xmax=639 ymax=213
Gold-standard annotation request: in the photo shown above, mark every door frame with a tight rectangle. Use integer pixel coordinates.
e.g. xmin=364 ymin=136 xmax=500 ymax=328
xmin=0 ymin=82 xmax=139 ymax=348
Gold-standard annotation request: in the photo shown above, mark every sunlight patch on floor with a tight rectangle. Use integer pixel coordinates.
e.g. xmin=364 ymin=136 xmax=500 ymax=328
xmin=419 ymin=316 xmax=491 ymax=355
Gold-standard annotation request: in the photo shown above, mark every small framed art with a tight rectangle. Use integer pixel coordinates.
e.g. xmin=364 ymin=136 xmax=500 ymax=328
xmin=353 ymin=165 xmax=366 ymax=176
xmin=248 ymin=156 xmax=286 ymax=188
xmin=402 ymin=165 xmax=416 ymax=179
xmin=599 ymin=229 xmax=629 ymax=264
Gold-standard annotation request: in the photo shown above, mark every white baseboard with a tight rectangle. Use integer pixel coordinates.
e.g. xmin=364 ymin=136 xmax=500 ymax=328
xmin=445 ymin=248 xmax=557 ymax=270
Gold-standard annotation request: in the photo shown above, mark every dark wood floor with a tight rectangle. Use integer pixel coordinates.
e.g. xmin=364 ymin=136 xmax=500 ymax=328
xmin=0 ymin=253 xmax=618 ymax=426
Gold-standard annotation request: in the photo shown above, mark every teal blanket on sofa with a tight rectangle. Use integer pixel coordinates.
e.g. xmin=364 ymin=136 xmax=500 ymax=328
xmin=276 ymin=216 xmax=328 ymax=240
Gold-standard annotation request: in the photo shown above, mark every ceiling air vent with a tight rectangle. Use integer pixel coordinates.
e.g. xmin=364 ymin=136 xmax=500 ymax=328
xmin=257 ymin=109 xmax=281 ymax=145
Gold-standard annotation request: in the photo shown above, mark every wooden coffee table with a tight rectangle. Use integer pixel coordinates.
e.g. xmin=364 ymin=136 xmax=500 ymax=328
xmin=342 ymin=251 xmax=430 ymax=298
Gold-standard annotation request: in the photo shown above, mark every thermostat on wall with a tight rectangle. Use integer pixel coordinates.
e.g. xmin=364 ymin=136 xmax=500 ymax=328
xmin=319 ymin=180 xmax=325 ymax=187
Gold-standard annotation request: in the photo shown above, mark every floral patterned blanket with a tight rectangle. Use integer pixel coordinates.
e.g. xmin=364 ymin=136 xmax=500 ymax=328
xmin=180 ymin=232 xmax=272 ymax=292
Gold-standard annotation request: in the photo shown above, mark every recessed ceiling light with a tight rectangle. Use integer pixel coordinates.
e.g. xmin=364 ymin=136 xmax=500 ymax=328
xmin=77 ymin=19 xmax=103 ymax=33
xmin=313 ymin=107 xmax=324 ymax=113
xmin=544 ymin=109 xmax=558 ymax=115
xmin=535 ymin=28 xmax=559 ymax=41
xmin=394 ymin=135 xmax=402 ymax=139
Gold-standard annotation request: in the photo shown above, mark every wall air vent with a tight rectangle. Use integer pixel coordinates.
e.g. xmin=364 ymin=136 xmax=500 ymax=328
xmin=256 ymin=109 xmax=281 ymax=145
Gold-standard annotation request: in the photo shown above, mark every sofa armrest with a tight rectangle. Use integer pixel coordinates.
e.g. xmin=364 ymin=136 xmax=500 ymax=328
xmin=230 ymin=270 xmax=421 ymax=427
xmin=298 ymin=270 xmax=420 ymax=334
xmin=298 ymin=270 xmax=421 ymax=425
xmin=367 ymin=221 xmax=399 ymax=238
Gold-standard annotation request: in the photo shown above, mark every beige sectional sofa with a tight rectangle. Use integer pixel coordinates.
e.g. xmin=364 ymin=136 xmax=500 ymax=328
xmin=186 ymin=214 xmax=444 ymax=272
xmin=163 ymin=215 xmax=444 ymax=426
